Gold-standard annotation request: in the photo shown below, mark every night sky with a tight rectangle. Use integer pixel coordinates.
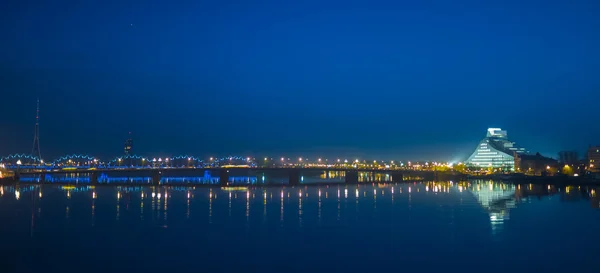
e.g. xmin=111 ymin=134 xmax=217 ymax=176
xmin=1 ymin=0 xmax=599 ymax=161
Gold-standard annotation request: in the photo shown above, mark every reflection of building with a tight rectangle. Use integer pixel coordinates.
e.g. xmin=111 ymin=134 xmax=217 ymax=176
xmin=466 ymin=181 xmax=516 ymax=235
xmin=558 ymin=151 xmax=578 ymax=165
xmin=514 ymin=152 xmax=558 ymax=176
xmin=124 ymin=133 xmax=133 ymax=155
xmin=466 ymin=128 xmax=527 ymax=170
xmin=588 ymin=146 xmax=600 ymax=172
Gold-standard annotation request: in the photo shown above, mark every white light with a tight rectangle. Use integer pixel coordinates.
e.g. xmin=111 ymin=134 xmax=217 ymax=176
xmin=15 ymin=190 xmax=20 ymax=200
xmin=152 ymin=192 xmax=156 ymax=198
xmin=16 ymin=160 xmax=22 ymax=165
xmin=157 ymin=193 xmax=161 ymax=199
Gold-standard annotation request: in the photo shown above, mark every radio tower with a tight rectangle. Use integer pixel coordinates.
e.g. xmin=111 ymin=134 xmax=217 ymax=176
xmin=31 ymin=98 xmax=42 ymax=160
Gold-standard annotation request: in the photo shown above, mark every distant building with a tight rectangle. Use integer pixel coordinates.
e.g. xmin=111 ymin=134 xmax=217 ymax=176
xmin=558 ymin=151 xmax=578 ymax=165
xmin=588 ymin=146 xmax=600 ymax=172
xmin=466 ymin=128 xmax=528 ymax=171
xmin=124 ymin=133 xmax=133 ymax=155
xmin=514 ymin=152 xmax=558 ymax=176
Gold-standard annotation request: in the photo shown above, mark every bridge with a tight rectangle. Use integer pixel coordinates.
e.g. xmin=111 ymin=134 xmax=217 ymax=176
xmin=0 ymin=153 xmax=463 ymax=186
xmin=0 ymin=154 xmax=456 ymax=171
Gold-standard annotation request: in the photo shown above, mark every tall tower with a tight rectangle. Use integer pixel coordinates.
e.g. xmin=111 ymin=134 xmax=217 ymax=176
xmin=124 ymin=132 xmax=133 ymax=155
xmin=31 ymin=98 xmax=42 ymax=160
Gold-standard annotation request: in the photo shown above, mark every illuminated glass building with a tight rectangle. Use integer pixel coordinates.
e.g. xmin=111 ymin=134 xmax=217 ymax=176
xmin=466 ymin=128 xmax=527 ymax=170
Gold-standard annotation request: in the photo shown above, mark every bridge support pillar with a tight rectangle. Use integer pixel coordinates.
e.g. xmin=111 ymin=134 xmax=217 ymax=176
xmin=152 ymin=171 xmax=162 ymax=186
xmin=345 ymin=170 xmax=359 ymax=184
xmin=392 ymin=171 xmax=404 ymax=182
xmin=219 ymin=170 xmax=229 ymax=186
xmin=39 ymin=173 xmax=45 ymax=183
xmin=90 ymin=172 xmax=98 ymax=185
xmin=289 ymin=169 xmax=301 ymax=186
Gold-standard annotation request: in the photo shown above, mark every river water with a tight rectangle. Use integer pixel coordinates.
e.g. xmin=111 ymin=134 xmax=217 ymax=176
xmin=0 ymin=181 xmax=598 ymax=273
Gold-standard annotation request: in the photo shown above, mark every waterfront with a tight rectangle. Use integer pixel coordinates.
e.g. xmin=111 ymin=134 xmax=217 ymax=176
xmin=1 ymin=181 xmax=598 ymax=273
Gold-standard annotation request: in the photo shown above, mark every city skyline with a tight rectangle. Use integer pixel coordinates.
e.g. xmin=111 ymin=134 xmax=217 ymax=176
xmin=2 ymin=1 xmax=599 ymax=160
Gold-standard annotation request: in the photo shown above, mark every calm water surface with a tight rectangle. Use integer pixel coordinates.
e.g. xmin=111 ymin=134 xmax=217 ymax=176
xmin=1 ymin=181 xmax=599 ymax=273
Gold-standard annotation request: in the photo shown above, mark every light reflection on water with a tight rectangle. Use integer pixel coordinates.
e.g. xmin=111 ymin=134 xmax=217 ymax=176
xmin=0 ymin=181 xmax=599 ymax=273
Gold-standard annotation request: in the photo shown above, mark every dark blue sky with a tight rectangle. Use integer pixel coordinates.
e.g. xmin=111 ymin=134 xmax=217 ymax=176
xmin=1 ymin=0 xmax=598 ymax=161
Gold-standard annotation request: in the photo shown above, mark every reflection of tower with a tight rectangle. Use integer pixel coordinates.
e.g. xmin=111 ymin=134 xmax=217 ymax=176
xmin=124 ymin=132 xmax=133 ymax=155
xmin=31 ymin=99 xmax=42 ymax=160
